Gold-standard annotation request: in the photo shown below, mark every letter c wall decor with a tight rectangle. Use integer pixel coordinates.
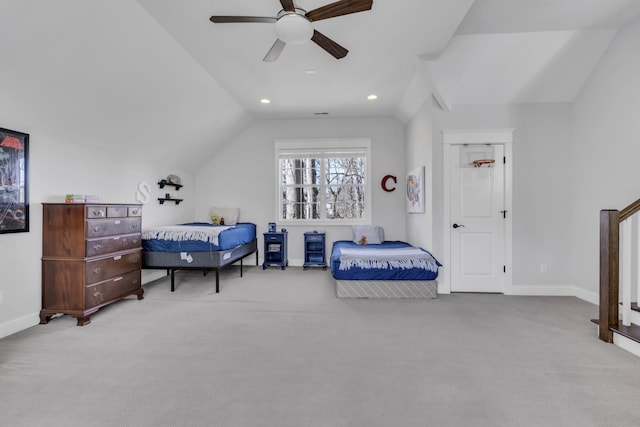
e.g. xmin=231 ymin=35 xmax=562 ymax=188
xmin=381 ymin=174 xmax=397 ymax=192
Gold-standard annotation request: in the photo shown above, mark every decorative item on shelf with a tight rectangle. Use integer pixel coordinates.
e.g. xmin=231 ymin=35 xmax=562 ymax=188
xmin=65 ymin=194 xmax=86 ymax=204
xmin=158 ymin=176 xmax=183 ymax=190
xmin=166 ymin=174 xmax=181 ymax=185
xmin=165 ymin=193 xmax=170 ymax=199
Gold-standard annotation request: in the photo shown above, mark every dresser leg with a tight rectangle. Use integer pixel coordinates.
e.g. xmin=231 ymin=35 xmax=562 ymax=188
xmin=136 ymin=288 xmax=144 ymax=300
xmin=39 ymin=311 xmax=52 ymax=324
xmin=76 ymin=316 xmax=91 ymax=326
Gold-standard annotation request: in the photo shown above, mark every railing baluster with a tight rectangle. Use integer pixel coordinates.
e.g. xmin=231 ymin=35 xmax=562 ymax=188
xmin=635 ymin=214 xmax=640 ymax=313
xmin=621 ymin=219 xmax=632 ymax=326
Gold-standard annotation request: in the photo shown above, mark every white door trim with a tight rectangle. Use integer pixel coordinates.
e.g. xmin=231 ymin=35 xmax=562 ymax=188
xmin=441 ymin=129 xmax=514 ymax=294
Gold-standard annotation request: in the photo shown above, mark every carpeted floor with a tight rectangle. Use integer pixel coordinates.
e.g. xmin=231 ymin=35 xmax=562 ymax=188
xmin=1 ymin=266 xmax=640 ymax=427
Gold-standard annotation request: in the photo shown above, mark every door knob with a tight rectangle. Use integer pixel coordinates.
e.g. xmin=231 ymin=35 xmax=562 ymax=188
xmin=452 ymin=223 xmax=465 ymax=229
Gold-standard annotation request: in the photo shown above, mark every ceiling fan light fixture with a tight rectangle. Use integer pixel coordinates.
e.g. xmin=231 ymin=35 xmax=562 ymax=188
xmin=275 ymin=12 xmax=313 ymax=45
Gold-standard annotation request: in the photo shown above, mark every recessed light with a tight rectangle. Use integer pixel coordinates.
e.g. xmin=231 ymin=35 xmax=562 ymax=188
xmin=305 ymin=69 xmax=317 ymax=75
xmin=367 ymin=94 xmax=378 ymax=100
xmin=260 ymin=98 xmax=271 ymax=104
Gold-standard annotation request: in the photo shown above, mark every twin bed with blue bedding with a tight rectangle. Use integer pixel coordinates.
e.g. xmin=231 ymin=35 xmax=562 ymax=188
xmin=330 ymin=240 xmax=441 ymax=299
xmin=141 ymin=222 xmax=258 ymax=292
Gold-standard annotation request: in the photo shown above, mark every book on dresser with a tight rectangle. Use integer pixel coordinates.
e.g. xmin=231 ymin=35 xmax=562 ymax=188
xmin=40 ymin=203 xmax=144 ymax=326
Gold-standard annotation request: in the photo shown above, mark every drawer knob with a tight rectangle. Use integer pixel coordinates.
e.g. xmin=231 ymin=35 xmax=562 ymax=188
xmin=92 ymin=244 xmax=101 ymax=250
xmin=92 ymin=226 xmax=100 ymax=232
xmin=93 ymin=291 xmax=102 ymax=298
xmin=92 ymin=268 xmax=101 ymax=275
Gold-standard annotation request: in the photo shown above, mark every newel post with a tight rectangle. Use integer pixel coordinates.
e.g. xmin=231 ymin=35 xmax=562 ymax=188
xmin=599 ymin=209 xmax=620 ymax=342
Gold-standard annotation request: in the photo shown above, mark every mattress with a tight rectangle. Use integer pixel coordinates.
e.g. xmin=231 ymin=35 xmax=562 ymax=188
xmin=142 ymin=222 xmax=256 ymax=252
xmin=330 ymin=240 xmax=441 ymax=281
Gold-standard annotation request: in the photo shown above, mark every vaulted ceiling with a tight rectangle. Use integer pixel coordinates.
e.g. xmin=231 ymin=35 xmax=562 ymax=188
xmin=2 ymin=1 xmax=639 ymax=169
xmin=138 ymin=0 xmax=640 ymax=117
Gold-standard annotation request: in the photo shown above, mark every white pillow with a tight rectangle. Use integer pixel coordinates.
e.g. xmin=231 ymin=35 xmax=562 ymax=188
xmin=209 ymin=207 xmax=239 ymax=226
xmin=353 ymin=225 xmax=383 ymax=245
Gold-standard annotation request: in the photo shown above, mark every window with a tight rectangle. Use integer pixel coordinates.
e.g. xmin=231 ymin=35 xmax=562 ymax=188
xmin=275 ymin=139 xmax=371 ymax=224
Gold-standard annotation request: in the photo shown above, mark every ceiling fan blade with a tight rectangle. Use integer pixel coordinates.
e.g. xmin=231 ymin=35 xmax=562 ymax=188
xmin=311 ymin=30 xmax=348 ymax=59
xmin=306 ymin=0 xmax=373 ymax=22
xmin=263 ymin=39 xmax=286 ymax=62
xmin=210 ymin=16 xmax=276 ymax=24
xmin=280 ymin=0 xmax=296 ymax=12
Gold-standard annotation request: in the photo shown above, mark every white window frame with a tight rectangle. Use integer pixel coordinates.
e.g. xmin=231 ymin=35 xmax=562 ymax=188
xmin=275 ymin=138 xmax=372 ymax=226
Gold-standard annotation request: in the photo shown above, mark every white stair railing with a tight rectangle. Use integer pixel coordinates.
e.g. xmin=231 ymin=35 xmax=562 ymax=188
xmin=620 ymin=214 xmax=640 ymax=327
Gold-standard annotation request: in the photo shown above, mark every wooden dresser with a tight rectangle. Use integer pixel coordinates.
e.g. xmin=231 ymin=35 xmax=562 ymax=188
xmin=40 ymin=203 xmax=144 ymax=326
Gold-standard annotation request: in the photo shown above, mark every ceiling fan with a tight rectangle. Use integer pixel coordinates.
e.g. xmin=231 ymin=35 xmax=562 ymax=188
xmin=210 ymin=0 xmax=373 ymax=62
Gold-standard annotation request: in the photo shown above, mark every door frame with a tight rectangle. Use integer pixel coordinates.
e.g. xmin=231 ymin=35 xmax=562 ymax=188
xmin=441 ymin=129 xmax=514 ymax=294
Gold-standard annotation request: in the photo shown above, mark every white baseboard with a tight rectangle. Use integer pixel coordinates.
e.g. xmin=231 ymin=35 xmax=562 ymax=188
xmin=142 ymin=269 xmax=168 ymax=285
xmin=573 ymin=287 xmax=599 ymax=305
xmin=0 ymin=313 xmax=40 ymax=339
xmin=614 ymin=333 xmax=640 ymax=358
xmin=505 ymin=284 xmax=598 ymax=305
xmin=506 ymin=283 xmax=575 ymax=296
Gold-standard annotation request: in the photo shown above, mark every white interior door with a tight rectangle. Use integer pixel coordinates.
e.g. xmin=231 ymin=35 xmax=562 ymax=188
xmin=450 ymin=144 xmax=505 ymax=293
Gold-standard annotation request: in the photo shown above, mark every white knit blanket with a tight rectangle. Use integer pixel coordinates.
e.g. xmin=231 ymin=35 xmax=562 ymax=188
xmin=339 ymin=247 xmax=438 ymax=272
xmin=141 ymin=225 xmax=232 ymax=246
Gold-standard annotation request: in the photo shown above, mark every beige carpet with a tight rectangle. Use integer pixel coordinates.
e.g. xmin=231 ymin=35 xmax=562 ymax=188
xmin=1 ymin=266 xmax=640 ymax=427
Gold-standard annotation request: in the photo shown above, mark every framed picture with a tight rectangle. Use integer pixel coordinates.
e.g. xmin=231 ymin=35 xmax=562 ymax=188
xmin=406 ymin=166 xmax=424 ymax=214
xmin=0 ymin=127 xmax=29 ymax=234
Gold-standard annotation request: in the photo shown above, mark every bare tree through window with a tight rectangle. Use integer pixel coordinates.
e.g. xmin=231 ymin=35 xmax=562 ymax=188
xmin=280 ymin=154 xmax=366 ymax=221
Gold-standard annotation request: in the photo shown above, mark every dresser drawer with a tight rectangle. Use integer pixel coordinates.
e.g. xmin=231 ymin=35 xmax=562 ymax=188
xmin=86 ymin=205 xmax=108 ymax=219
xmin=86 ymin=233 xmax=141 ymax=257
xmin=86 ymin=217 xmax=141 ymax=238
xmin=85 ymin=270 xmax=141 ymax=309
xmin=107 ymin=206 xmax=128 ymax=218
xmin=128 ymin=206 xmax=142 ymax=217
xmin=305 ymin=234 xmax=324 ymax=242
xmin=86 ymin=205 xmax=139 ymax=219
xmin=86 ymin=250 xmax=141 ymax=284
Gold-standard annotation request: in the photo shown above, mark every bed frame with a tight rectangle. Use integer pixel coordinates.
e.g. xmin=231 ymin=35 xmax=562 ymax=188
xmin=335 ymin=279 xmax=438 ymax=299
xmin=142 ymin=238 xmax=258 ymax=292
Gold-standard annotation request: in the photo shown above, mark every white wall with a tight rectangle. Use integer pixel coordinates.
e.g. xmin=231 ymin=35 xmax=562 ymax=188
xmin=0 ymin=0 xmax=221 ymax=337
xmin=431 ymin=103 xmax=576 ymax=293
xmin=194 ymin=117 xmax=407 ymax=266
xmin=571 ymin=16 xmax=640 ymax=299
xmin=405 ymin=100 xmax=435 ymax=250
xmin=0 ymin=128 xmax=195 ymax=337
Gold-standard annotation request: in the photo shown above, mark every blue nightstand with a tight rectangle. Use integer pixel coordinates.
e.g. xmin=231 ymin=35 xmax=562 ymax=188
xmin=263 ymin=232 xmax=288 ymax=270
xmin=303 ymin=232 xmax=326 ymax=270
